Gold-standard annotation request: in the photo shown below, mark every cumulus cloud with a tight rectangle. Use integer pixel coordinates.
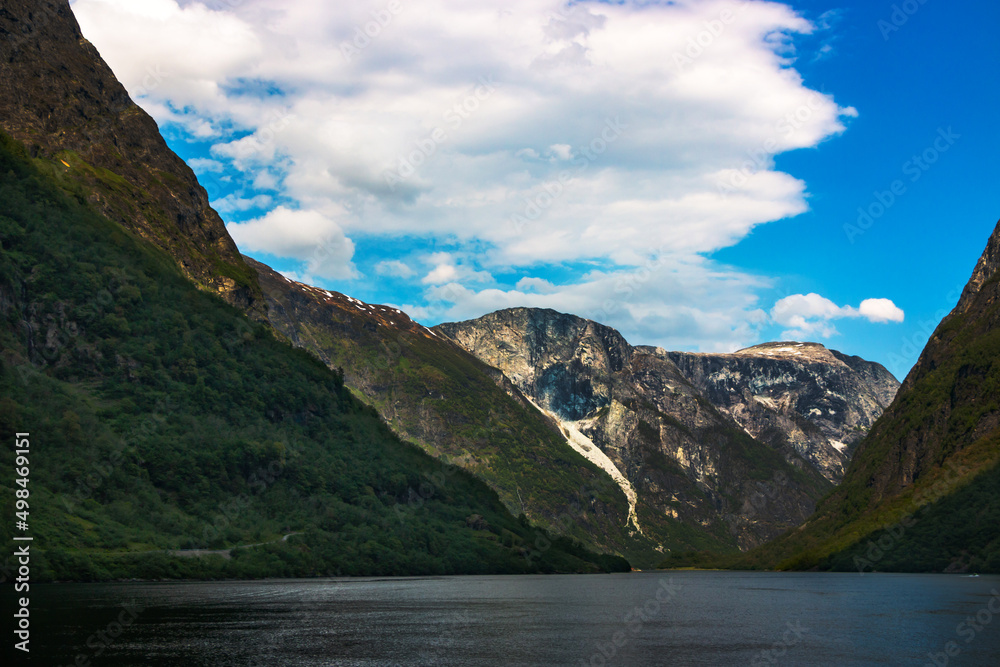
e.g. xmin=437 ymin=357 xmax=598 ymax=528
xmin=212 ymin=193 xmax=273 ymax=214
xmin=771 ymin=293 xmax=904 ymax=340
xmin=375 ymin=260 xmax=417 ymax=280
xmin=858 ymin=298 xmax=906 ymax=323
xmin=421 ymin=253 xmax=493 ymax=286
xmin=423 ymin=264 xmax=459 ymax=285
xmin=187 ymin=157 xmax=224 ymax=173
xmin=515 ymin=277 xmax=558 ymax=294
xmin=72 ymin=0 xmax=877 ymax=350
xmin=227 ymin=206 xmax=357 ymax=279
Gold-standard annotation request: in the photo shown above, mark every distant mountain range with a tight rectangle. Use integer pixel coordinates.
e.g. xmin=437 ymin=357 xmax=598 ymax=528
xmin=436 ymin=309 xmax=897 ymax=554
xmin=666 ymin=342 xmax=899 ymax=483
xmin=243 ymin=241 xmax=905 ymax=567
xmin=246 ymin=258 xmax=649 ymax=561
xmin=2 ymin=0 xmax=995 ymax=577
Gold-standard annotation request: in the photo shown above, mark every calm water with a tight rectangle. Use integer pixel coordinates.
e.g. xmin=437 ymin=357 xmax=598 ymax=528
xmin=6 ymin=572 xmax=1000 ymax=666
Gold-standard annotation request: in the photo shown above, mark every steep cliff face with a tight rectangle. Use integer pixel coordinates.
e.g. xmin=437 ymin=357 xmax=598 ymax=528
xmin=752 ymin=218 xmax=1000 ymax=573
xmin=436 ymin=308 xmax=833 ymax=551
xmin=848 ymin=219 xmax=1000 ymax=506
xmin=666 ymin=343 xmax=900 ymax=482
xmin=0 ymin=0 xmax=265 ymax=318
xmin=246 ymin=259 xmax=663 ymax=563
xmin=951 ymin=221 xmax=1000 ymax=318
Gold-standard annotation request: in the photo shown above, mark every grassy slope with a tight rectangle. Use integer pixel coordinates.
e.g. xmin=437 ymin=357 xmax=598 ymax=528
xmin=669 ymin=249 xmax=1000 ymax=573
xmin=0 ymin=131 xmax=629 ymax=581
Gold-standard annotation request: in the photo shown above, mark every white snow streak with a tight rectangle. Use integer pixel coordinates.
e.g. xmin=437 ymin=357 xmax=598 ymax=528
xmin=527 ymin=399 xmax=642 ymax=534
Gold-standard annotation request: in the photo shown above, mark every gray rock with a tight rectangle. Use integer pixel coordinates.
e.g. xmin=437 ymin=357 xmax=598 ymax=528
xmin=665 ymin=342 xmax=900 ymax=482
xmin=436 ymin=308 xmax=888 ymax=550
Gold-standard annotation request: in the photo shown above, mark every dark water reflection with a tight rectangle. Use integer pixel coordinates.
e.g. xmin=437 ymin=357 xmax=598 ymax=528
xmin=6 ymin=571 xmax=1000 ymax=665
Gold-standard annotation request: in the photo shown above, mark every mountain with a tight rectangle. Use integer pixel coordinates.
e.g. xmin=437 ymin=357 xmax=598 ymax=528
xmin=435 ymin=308 xmax=837 ymax=552
xmin=666 ymin=343 xmax=900 ymax=482
xmin=0 ymin=0 xmax=650 ymax=570
xmin=248 ymin=264 xmax=898 ymax=561
xmin=245 ymin=257 xmax=653 ymax=562
xmin=0 ymin=2 xmax=627 ymax=579
xmin=0 ymin=0 xmax=265 ymax=318
xmin=743 ymin=218 xmax=1000 ymax=573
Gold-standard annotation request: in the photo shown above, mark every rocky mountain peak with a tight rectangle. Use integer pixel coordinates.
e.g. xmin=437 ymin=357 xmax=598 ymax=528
xmin=667 ymin=341 xmax=899 ymax=482
xmin=436 ymin=308 xmax=633 ymax=421
xmin=733 ymin=341 xmax=842 ymax=364
xmin=952 ymin=219 xmax=1000 ymax=316
xmin=438 ymin=307 xmax=840 ymax=552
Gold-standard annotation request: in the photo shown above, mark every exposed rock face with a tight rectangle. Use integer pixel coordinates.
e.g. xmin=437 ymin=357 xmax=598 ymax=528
xmin=952 ymin=221 xmax=1000 ymax=317
xmin=246 ymin=259 xmax=655 ymax=562
xmin=436 ymin=308 xmax=833 ymax=551
xmin=0 ymin=0 xmax=265 ymax=318
xmin=665 ymin=342 xmax=900 ymax=482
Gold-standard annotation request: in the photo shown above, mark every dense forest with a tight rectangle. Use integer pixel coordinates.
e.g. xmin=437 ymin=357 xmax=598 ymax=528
xmin=0 ymin=131 xmax=629 ymax=581
xmin=662 ymin=461 xmax=1000 ymax=573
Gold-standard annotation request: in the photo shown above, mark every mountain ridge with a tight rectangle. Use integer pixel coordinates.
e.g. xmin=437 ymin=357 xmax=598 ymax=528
xmin=435 ymin=307 xmax=848 ymax=551
xmin=243 ymin=257 xmax=663 ymax=563
xmin=0 ymin=0 xmax=266 ymax=319
xmin=665 ymin=341 xmax=899 ymax=482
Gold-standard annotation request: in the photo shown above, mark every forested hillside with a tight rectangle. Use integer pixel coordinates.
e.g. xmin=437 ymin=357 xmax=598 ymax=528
xmin=0 ymin=131 xmax=628 ymax=580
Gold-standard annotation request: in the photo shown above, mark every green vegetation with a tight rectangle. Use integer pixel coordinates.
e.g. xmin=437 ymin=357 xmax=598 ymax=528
xmin=253 ymin=263 xmax=673 ymax=564
xmin=0 ymin=131 xmax=628 ymax=580
xmin=696 ymin=229 xmax=1000 ymax=574
xmin=822 ymin=462 xmax=1000 ymax=573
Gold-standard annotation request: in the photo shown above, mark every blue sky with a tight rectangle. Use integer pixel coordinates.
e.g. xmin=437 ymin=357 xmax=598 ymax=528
xmin=71 ymin=0 xmax=999 ymax=379
xmin=718 ymin=0 xmax=1000 ymax=378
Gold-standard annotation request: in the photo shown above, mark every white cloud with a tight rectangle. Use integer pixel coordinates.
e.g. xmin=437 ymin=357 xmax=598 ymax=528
xmin=423 ymin=264 xmax=459 ymax=285
xmin=212 ymin=193 xmax=273 ymax=214
xmin=549 ymin=144 xmax=573 ymax=160
xmin=516 ymin=277 xmax=558 ymax=294
xmin=187 ymin=157 xmax=224 ymax=173
xmin=72 ymin=0 xmax=863 ymax=350
xmin=771 ymin=293 xmax=904 ymax=340
xmin=227 ymin=206 xmax=357 ymax=279
xmin=375 ymin=260 xmax=417 ymax=279
xmin=421 ymin=253 xmax=493 ymax=286
xmin=858 ymin=298 xmax=905 ymax=323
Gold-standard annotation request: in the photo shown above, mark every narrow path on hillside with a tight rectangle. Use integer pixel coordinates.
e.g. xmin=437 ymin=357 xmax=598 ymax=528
xmin=167 ymin=532 xmax=304 ymax=560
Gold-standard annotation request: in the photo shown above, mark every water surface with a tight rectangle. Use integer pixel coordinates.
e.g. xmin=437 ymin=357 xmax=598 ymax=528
xmin=9 ymin=571 xmax=1000 ymax=665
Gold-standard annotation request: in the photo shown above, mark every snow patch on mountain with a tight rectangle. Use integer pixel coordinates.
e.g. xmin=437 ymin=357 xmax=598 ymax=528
xmin=527 ymin=398 xmax=642 ymax=534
